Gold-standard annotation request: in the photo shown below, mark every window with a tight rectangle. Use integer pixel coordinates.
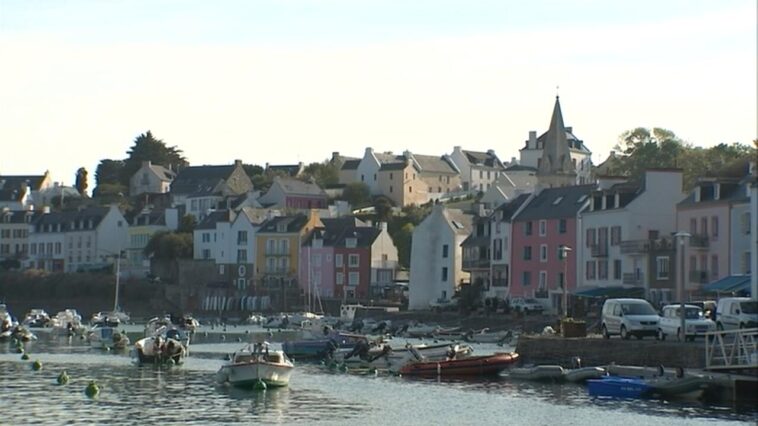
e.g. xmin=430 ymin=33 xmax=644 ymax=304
xmin=521 ymin=271 xmax=531 ymax=286
xmin=700 ymin=217 xmax=708 ymax=236
xmin=266 ymin=239 xmax=275 ymax=254
xmin=586 ymin=261 xmax=596 ymax=280
xmin=237 ymin=249 xmax=247 ymax=262
xmin=524 ymin=222 xmax=533 ymax=236
xmin=389 ymin=186 xmax=393 ymax=193
xmin=523 ymin=246 xmax=532 ymax=260
xmin=558 ymin=219 xmax=567 ymax=234
xmin=441 ymin=267 xmax=448 ymax=282
xmin=711 ymin=255 xmax=718 ymax=278
xmin=539 ymin=244 xmax=548 ymax=262
xmin=335 ymin=254 xmax=343 ymax=267
xmin=711 ymin=216 xmax=719 ymax=240
xmin=219 ymin=265 xmax=225 ymax=274
xmin=348 ymin=272 xmax=359 ymax=286
xmin=744 ymin=252 xmax=752 ymax=274
xmin=278 ymin=239 xmax=289 ymax=254
xmin=613 ymin=259 xmax=621 ymax=280
xmin=202 ymin=249 xmax=211 ymax=259
xmin=345 ymin=238 xmax=357 ymax=248
xmin=202 ymin=233 xmax=210 ymax=243
xmin=742 ymin=212 xmax=751 ymax=234
xmin=348 ymin=254 xmax=359 ymax=267
xmin=656 ymin=257 xmax=670 ymax=279
xmin=586 ymin=228 xmax=596 ymax=247
xmin=598 ymin=260 xmax=608 ymax=279
xmin=311 ymin=254 xmax=321 ymax=264
xmin=610 ymin=226 xmax=621 ymax=246
xmin=237 ymin=231 xmax=247 ymax=244
xmin=493 ymin=239 xmax=503 ymax=261
xmin=689 ymin=218 xmax=697 ymax=235
xmin=442 ymin=244 xmax=449 ymax=258
xmin=538 ymin=271 xmax=547 ymax=289
xmin=237 ymin=278 xmax=246 ymax=290
xmin=539 ymin=220 xmax=547 ymax=236
xmin=336 ymin=272 xmax=344 ymax=285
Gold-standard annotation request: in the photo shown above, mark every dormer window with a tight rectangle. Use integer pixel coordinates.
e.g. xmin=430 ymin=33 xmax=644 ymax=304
xmin=277 ymin=224 xmax=287 ymax=233
xmin=345 ymin=237 xmax=357 ymax=248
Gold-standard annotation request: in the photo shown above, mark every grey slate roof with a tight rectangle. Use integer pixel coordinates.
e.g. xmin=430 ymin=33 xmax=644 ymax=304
xmin=32 ymin=206 xmax=112 ymax=231
xmin=341 ymin=159 xmax=361 ymax=170
xmin=258 ymin=214 xmax=309 ymax=234
xmin=128 ymin=208 xmax=167 ymax=226
xmin=305 ymin=224 xmax=380 ymax=248
xmin=413 ymin=154 xmax=458 ymax=175
xmin=443 ymin=208 xmax=473 ymax=235
xmin=494 ymin=193 xmax=531 ymax=220
xmin=514 ymin=184 xmax=595 ymax=221
xmin=0 ymin=175 xmax=46 ymax=201
xmin=463 ymin=150 xmax=504 ymax=168
xmin=504 ymin=164 xmax=537 ymax=172
xmin=171 ymin=165 xmax=236 ymax=195
xmin=379 ymin=162 xmax=412 ymax=172
xmin=678 ymin=178 xmax=748 ymax=207
xmin=0 ymin=210 xmax=42 ymax=224
xmin=276 ymin=177 xmax=327 ymax=196
xmin=195 ymin=210 xmax=235 ymax=230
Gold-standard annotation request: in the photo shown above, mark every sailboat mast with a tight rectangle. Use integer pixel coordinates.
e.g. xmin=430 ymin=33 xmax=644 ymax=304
xmin=113 ymin=251 xmax=121 ymax=312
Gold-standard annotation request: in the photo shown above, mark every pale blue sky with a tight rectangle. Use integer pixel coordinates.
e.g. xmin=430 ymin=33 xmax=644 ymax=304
xmin=1 ymin=0 xmax=755 ymax=188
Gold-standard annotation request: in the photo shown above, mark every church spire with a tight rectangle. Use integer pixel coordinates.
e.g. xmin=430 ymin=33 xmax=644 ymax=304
xmin=538 ymin=96 xmax=574 ymax=175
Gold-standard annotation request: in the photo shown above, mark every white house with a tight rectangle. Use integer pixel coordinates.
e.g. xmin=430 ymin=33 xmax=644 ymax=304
xmin=579 ymin=169 xmax=684 ymax=303
xmin=446 ymin=146 xmax=507 ymax=193
xmin=408 ymin=205 xmax=472 ymax=310
xmin=129 ymin=161 xmax=176 ymax=196
xmin=728 ymin=178 xmax=753 ymax=276
xmin=355 ymin=148 xmax=404 ymax=196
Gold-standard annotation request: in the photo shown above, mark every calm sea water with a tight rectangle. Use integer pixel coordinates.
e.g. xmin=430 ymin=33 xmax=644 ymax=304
xmin=1 ymin=326 xmax=756 ymax=426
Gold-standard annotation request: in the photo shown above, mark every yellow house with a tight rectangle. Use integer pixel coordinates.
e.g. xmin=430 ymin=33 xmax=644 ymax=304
xmin=255 ymin=211 xmax=322 ymax=289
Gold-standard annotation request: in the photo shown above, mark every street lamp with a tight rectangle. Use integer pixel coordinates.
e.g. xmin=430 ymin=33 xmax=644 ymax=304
xmin=674 ymin=231 xmax=692 ymax=341
xmin=560 ymin=245 xmax=572 ymax=318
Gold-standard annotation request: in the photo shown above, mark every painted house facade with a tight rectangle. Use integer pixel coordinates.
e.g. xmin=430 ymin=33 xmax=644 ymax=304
xmin=579 ymin=170 xmax=684 ymax=304
xmin=486 ymin=194 xmax=531 ymax=301
xmin=510 ymin=185 xmax=594 ymax=311
xmin=170 ymin=160 xmax=254 ymax=220
xmin=257 ymin=177 xmax=328 ymax=210
xmin=447 ymin=147 xmax=507 ymax=193
xmin=409 ymin=206 xmax=472 ymax=310
xmin=728 ymin=179 xmax=753 ymax=277
xmin=0 ymin=209 xmax=40 ymax=264
xmin=129 ymin=161 xmax=176 ymax=196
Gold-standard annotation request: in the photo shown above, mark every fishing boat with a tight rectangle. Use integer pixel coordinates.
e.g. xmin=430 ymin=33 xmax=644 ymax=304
xmin=337 ymin=341 xmax=474 ymax=371
xmin=398 ymin=352 xmax=519 ymax=377
xmin=587 ymin=376 xmax=652 ymax=398
xmin=509 ymin=365 xmax=566 ymax=381
xmin=88 ymin=325 xmax=130 ymax=350
xmin=133 ymin=334 xmax=187 ymax=365
xmin=217 ymin=342 xmax=295 ymax=388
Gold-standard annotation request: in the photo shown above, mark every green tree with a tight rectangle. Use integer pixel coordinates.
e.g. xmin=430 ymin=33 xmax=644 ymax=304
xmin=243 ymin=164 xmax=272 ymax=192
xmin=144 ymin=231 xmax=193 ymax=259
xmin=302 ymin=161 xmax=339 ymax=187
xmin=74 ymin=167 xmax=89 ymax=197
xmin=373 ymin=196 xmax=393 ymax=223
xmin=342 ymin=182 xmax=371 ymax=208
xmin=177 ymin=214 xmax=197 ymax=233
xmin=123 ymin=131 xmax=188 ymax=185
xmin=94 ymin=159 xmax=125 ymax=187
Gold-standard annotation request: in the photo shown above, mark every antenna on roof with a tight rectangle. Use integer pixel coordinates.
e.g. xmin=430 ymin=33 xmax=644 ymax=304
xmin=556 ymin=85 xmax=560 ymax=98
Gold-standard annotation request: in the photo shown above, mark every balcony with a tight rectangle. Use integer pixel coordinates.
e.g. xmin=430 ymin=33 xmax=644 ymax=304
xmin=491 ymin=278 xmax=508 ymax=287
xmin=622 ymin=272 xmax=644 ymax=285
xmin=688 ymin=234 xmax=709 ymax=249
xmin=590 ymin=244 xmax=608 ymax=257
xmin=462 ymin=258 xmax=490 ymax=270
xmin=264 ymin=267 xmax=291 ymax=275
xmin=371 ymin=259 xmax=399 ymax=269
xmin=689 ymin=270 xmax=709 ymax=284
xmin=264 ymin=249 xmax=290 ymax=256
xmin=620 ymin=240 xmax=650 ymax=254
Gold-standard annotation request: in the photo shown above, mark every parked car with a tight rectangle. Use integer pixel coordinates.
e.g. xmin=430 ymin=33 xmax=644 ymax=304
xmin=657 ymin=304 xmax=716 ymax=341
xmin=511 ymin=298 xmax=544 ymax=314
xmin=715 ymin=297 xmax=758 ymax=330
xmin=601 ymin=298 xmax=659 ymax=340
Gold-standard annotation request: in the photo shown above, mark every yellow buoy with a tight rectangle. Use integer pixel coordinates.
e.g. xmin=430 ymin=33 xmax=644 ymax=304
xmin=85 ymin=381 xmax=99 ymax=398
xmin=57 ymin=370 xmax=69 ymax=385
xmin=32 ymin=360 xmax=42 ymax=371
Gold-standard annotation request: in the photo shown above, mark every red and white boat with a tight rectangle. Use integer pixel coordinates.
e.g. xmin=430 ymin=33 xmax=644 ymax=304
xmin=398 ymin=352 xmax=519 ymax=377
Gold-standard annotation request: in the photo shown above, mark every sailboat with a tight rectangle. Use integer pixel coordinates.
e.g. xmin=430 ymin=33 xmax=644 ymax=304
xmin=87 ymin=251 xmax=130 ymax=350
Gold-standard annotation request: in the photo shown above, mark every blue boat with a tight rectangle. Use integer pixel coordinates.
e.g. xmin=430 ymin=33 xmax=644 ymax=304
xmin=587 ymin=376 xmax=652 ymax=399
xmin=282 ymin=332 xmax=366 ymax=359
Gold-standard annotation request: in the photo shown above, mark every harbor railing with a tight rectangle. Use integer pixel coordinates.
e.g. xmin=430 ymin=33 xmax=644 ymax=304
xmin=704 ymin=327 xmax=758 ymax=371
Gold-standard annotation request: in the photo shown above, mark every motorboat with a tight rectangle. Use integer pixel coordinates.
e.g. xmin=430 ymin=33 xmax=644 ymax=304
xmin=432 ymin=327 xmax=463 ymax=340
xmin=464 ymin=329 xmax=515 ymax=344
xmin=217 ymin=342 xmax=295 ymax=388
xmin=51 ymin=309 xmax=87 ymax=336
xmin=0 ymin=304 xmax=18 ymax=340
xmin=133 ymin=334 xmax=187 ymax=365
xmin=282 ymin=332 xmax=366 ymax=359
xmin=402 ymin=322 xmax=440 ymax=338
xmin=563 ymin=367 xmax=607 ymax=383
xmin=91 ymin=311 xmax=128 ymax=327
xmin=587 ymin=376 xmax=652 ymax=399
xmin=22 ymin=309 xmax=51 ymax=328
xmin=336 ymin=341 xmax=474 ymax=371
xmin=398 ymin=352 xmax=519 ymax=377
xmin=509 ymin=365 xmax=565 ymax=381
xmin=8 ymin=325 xmax=37 ymax=342
xmin=144 ymin=315 xmax=196 ymax=341
xmin=88 ymin=325 xmax=130 ymax=350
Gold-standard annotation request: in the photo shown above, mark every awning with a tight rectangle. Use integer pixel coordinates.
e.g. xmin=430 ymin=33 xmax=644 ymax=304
xmin=574 ymin=286 xmax=645 ymax=298
xmin=703 ymin=275 xmax=751 ymax=293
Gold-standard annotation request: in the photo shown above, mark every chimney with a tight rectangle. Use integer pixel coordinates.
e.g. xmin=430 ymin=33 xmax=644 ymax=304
xmin=403 ymin=150 xmax=412 ymax=160
xmin=234 ymin=159 xmax=242 ymax=167
xmin=565 ymin=126 xmax=573 ymax=133
xmin=528 ymin=131 xmax=537 ymax=148
xmin=142 ymin=160 xmax=151 ymax=168
xmin=379 ymin=221 xmax=388 ymax=232
xmin=365 ymin=147 xmax=374 ymax=156
xmin=454 ymin=146 xmax=462 ymax=153
xmin=487 ymin=149 xmax=495 ymax=156
xmin=43 ymin=206 xmax=50 ymax=214
xmin=331 ymin=152 xmax=340 ymax=161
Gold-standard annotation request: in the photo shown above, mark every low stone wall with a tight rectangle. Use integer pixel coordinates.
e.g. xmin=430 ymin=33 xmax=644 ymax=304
xmin=515 ymin=335 xmax=706 ymax=369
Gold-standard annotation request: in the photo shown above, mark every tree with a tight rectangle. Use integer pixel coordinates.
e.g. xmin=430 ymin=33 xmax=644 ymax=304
xmin=74 ymin=167 xmax=89 ymax=197
xmin=94 ymin=159 xmax=125 ymax=187
xmin=243 ymin=164 xmax=272 ymax=191
xmin=123 ymin=131 xmax=188 ymax=185
xmin=302 ymin=161 xmax=339 ymax=187
xmin=177 ymin=214 xmax=197 ymax=233
xmin=373 ymin=196 xmax=393 ymax=223
xmin=144 ymin=231 xmax=193 ymax=259
xmin=342 ymin=183 xmax=371 ymax=208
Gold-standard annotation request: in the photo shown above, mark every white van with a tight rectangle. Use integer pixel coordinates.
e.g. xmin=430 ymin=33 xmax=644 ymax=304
xmin=601 ymin=298 xmax=659 ymax=340
xmin=715 ymin=297 xmax=758 ymax=330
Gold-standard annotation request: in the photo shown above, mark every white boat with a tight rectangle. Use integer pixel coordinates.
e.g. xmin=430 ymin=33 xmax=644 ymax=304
xmin=217 ymin=343 xmax=295 ymax=388
xmin=88 ymin=325 xmax=130 ymax=350
xmin=464 ymin=328 xmax=515 ymax=344
xmin=403 ymin=322 xmax=440 ymax=338
xmin=0 ymin=304 xmax=18 ymax=340
xmin=509 ymin=365 xmax=566 ymax=381
xmin=51 ymin=309 xmax=87 ymax=336
xmin=563 ymin=366 xmax=607 ymax=383
xmin=134 ymin=334 xmax=187 ymax=365
xmin=22 ymin=309 xmax=51 ymax=328
xmin=91 ymin=310 xmax=130 ymax=327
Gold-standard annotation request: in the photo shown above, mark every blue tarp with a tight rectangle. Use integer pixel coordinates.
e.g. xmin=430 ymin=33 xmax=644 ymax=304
xmin=574 ymin=286 xmax=645 ymax=298
xmin=703 ymin=275 xmax=751 ymax=293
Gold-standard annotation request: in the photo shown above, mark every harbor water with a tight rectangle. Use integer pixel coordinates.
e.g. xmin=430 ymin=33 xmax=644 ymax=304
xmin=1 ymin=325 xmax=756 ymax=425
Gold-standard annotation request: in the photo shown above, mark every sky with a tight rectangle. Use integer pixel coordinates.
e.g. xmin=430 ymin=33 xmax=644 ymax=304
xmin=1 ymin=0 xmax=756 ymax=190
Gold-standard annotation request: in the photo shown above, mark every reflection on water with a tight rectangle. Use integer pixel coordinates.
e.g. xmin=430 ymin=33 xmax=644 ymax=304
xmin=1 ymin=333 xmax=756 ymax=425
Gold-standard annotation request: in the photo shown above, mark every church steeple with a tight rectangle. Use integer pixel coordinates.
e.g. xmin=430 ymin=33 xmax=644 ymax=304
xmin=538 ymin=96 xmax=574 ymax=175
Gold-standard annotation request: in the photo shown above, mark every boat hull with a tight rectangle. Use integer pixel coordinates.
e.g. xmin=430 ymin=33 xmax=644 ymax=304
xmin=399 ymin=352 xmax=519 ymax=376
xmin=588 ymin=376 xmax=652 ymax=398
xmin=219 ymin=362 xmax=294 ymax=388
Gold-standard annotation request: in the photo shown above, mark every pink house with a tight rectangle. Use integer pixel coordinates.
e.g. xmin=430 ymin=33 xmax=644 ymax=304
xmin=510 ymin=185 xmax=594 ymax=311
